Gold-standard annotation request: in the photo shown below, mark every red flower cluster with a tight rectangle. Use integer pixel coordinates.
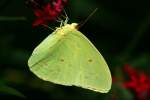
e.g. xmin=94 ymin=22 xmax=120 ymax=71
xmin=124 ymin=64 xmax=150 ymax=100
xmin=31 ymin=0 xmax=68 ymax=27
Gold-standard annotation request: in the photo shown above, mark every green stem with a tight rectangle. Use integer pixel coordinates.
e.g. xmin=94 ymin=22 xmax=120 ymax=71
xmin=0 ymin=16 xmax=26 ymax=21
xmin=122 ymin=13 xmax=150 ymax=59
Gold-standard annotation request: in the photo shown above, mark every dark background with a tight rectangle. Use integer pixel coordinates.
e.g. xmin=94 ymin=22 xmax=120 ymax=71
xmin=0 ymin=0 xmax=150 ymax=99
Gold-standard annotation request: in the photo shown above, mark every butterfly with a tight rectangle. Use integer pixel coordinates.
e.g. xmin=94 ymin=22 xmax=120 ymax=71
xmin=28 ymin=22 xmax=112 ymax=93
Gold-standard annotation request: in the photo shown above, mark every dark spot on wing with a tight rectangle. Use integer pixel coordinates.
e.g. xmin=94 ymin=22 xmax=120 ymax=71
xmin=60 ymin=58 xmax=64 ymax=62
xmin=88 ymin=59 xmax=93 ymax=62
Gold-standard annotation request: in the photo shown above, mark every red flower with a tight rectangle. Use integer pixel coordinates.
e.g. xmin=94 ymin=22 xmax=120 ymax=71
xmin=124 ymin=64 xmax=150 ymax=100
xmin=30 ymin=0 xmax=68 ymax=27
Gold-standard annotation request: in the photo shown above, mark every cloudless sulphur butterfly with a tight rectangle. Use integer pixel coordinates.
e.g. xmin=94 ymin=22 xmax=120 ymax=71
xmin=28 ymin=23 xmax=112 ymax=93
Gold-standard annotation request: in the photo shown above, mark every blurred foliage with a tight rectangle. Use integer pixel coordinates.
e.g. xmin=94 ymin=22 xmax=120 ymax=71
xmin=0 ymin=0 xmax=150 ymax=99
xmin=0 ymin=81 xmax=25 ymax=98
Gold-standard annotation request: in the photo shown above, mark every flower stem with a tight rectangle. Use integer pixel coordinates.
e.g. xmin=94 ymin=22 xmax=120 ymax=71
xmin=121 ymin=12 xmax=150 ymax=60
xmin=0 ymin=16 xmax=26 ymax=21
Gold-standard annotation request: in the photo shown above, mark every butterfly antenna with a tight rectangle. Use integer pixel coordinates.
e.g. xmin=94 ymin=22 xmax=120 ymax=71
xmin=77 ymin=8 xmax=98 ymax=29
xmin=42 ymin=24 xmax=54 ymax=31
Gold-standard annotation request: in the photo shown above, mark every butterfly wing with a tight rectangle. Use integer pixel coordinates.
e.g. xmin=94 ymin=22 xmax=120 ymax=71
xmin=28 ymin=23 xmax=112 ymax=93
xmin=70 ymin=29 xmax=112 ymax=93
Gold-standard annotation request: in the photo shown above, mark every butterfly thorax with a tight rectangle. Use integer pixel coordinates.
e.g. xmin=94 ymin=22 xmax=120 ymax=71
xmin=55 ymin=23 xmax=78 ymax=36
